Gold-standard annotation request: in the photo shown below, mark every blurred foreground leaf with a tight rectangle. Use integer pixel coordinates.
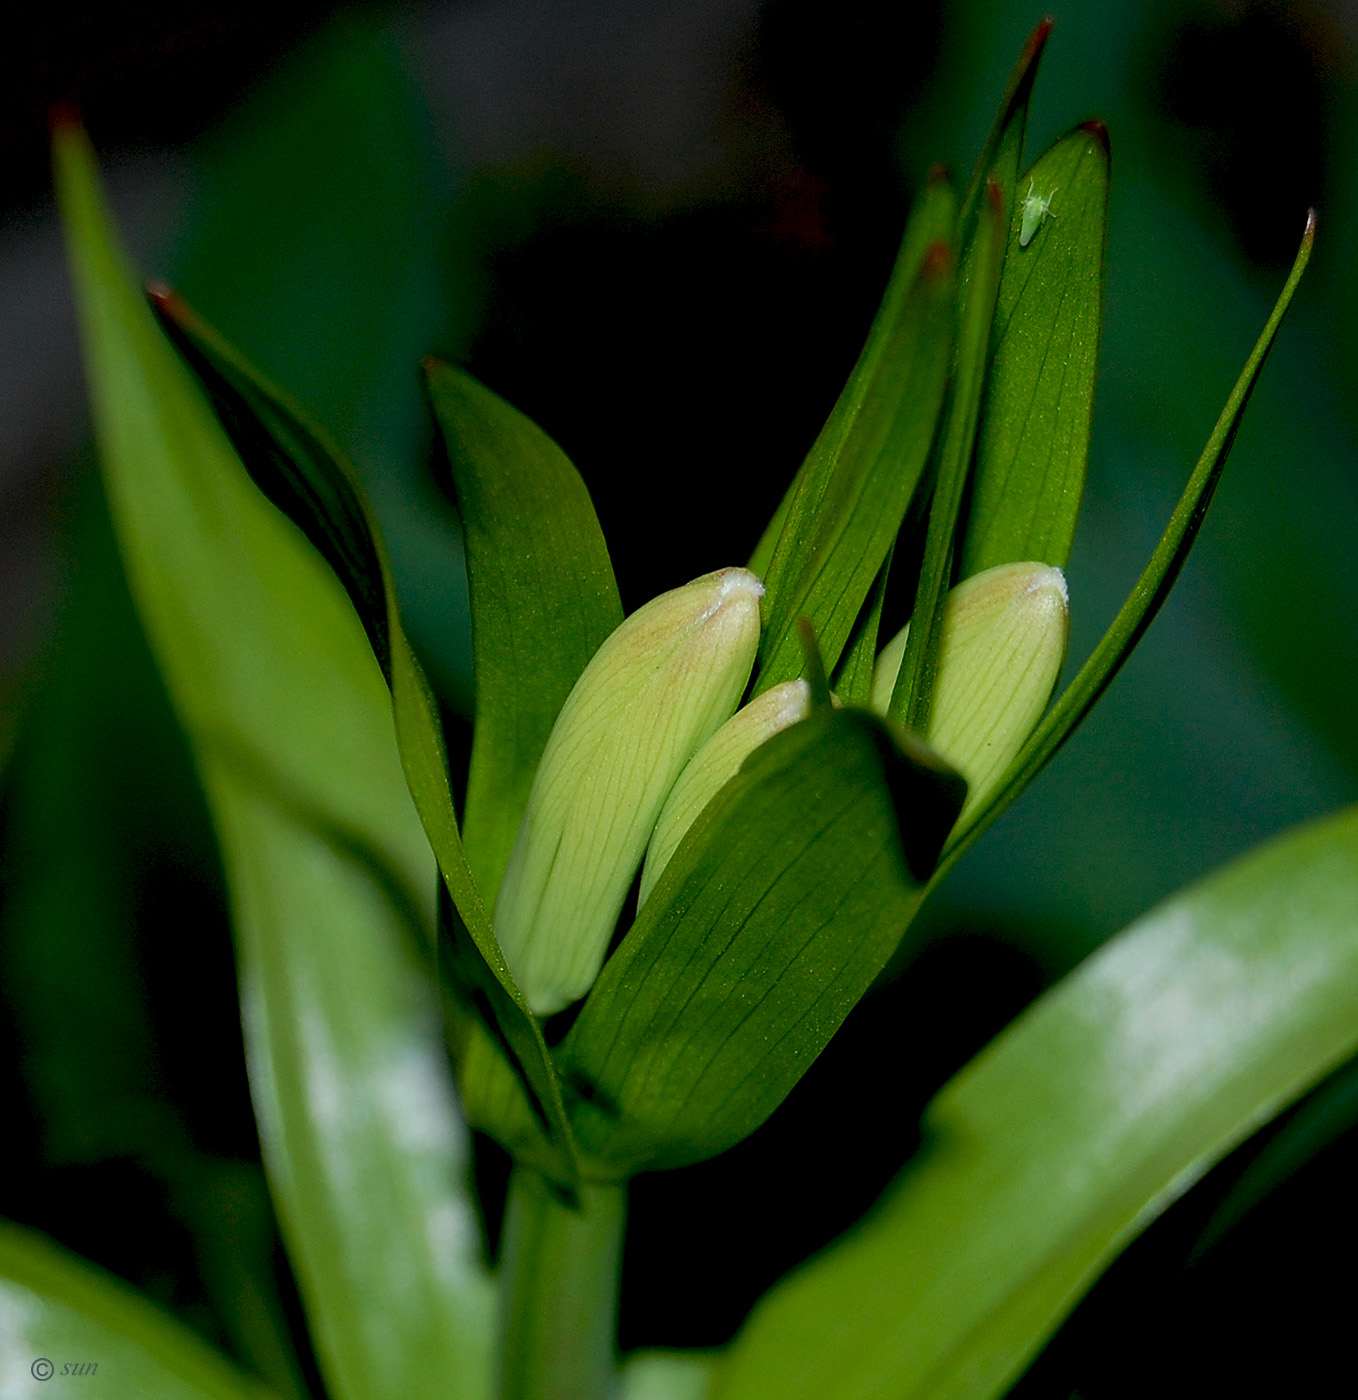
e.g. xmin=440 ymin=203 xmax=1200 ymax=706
xmin=620 ymin=1352 xmax=715 ymax=1400
xmin=56 ymin=124 xmax=494 ymax=1400
xmin=151 ymin=294 xmax=580 ymax=1187
xmin=0 ymin=1223 xmax=274 ymax=1399
xmin=715 ymin=804 xmax=1358 ymax=1400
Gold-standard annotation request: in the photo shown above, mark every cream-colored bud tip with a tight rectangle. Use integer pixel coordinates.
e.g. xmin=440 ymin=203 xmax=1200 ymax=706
xmin=704 ymin=567 xmax=764 ymax=610
xmin=1025 ymin=564 xmax=1068 ymax=611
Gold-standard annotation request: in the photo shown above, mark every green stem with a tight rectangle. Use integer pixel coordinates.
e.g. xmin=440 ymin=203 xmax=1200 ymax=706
xmin=498 ymin=1165 xmax=627 ymax=1400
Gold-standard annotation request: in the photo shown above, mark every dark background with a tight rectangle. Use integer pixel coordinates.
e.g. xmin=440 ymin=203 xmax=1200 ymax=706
xmin=2 ymin=1 xmax=1356 ymax=1394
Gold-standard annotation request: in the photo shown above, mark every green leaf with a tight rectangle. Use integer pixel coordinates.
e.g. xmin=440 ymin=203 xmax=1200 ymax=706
xmin=1191 ymin=1050 xmax=1358 ymax=1257
xmin=961 ymin=125 xmax=1110 ymax=576
xmin=941 ymin=210 xmax=1315 ymax=864
xmin=714 ymin=804 xmax=1358 ymax=1400
xmin=55 ymin=123 xmax=496 ymax=1400
xmin=423 ymin=359 xmax=622 ymax=908
xmin=0 ymin=1222 xmax=275 ymax=1398
xmin=831 ymin=545 xmax=892 ymax=706
xmin=890 ymin=182 xmax=1004 ymax=733
xmin=888 ymin=18 xmax=1050 ymax=730
xmin=562 ymin=708 xmax=965 ymax=1175
xmin=149 ymin=287 xmax=580 ymax=1184
xmin=620 ymin=1352 xmax=715 ymax=1400
xmin=497 ymin=1170 xmax=627 ymax=1400
xmin=957 ymin=18 xmax=1051 ymax=233
xmin=753 ymin=175 xmax=956 ymax=692
xmin=172 ymin=17 xmax=477 ymax=708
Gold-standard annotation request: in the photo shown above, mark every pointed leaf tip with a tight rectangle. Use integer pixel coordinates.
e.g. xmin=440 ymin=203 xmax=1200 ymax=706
xmin=923 ymin=239 xmax=953 ymax=278
xmin=1080 ymin=118 xmax=1111 ymax=150
xmin=47 ymin=101 xmax=83 ymax=138
xmin=796 ymin=617 xmax=833 ymax=708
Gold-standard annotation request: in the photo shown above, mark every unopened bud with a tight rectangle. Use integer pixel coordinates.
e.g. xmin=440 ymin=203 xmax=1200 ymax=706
xmin=871 ymin=562 xmax=1068 ymax=819
xmin=495 ymin=568 xmax=764 ymax=1015
xmin=639 ymin=678 xmax=812 ymax=909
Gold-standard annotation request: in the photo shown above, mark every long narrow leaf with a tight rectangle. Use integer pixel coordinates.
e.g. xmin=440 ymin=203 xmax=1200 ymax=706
xmin=957 ymin=18 xmax=1051 ymax=231
xmin=0 ymin=1223 xmax=275 ymax=1399
xmin=56 ymin=122 xmax=496 ymax=1400
xmin=831 ymin=545 xmax=893 ymax=705
xmin=944 ymin=209 xmax=1315 ymax=863
xmin=890 ymin=182 xmax=1004 ymax=732
xmin=149 ymin=289 xmax=580 ymax=1184
xmin=715 ymin=804 xmax=1358 ymax=1400
xmin=563 ymin=709 xmax=965 ymax=1175
xmin=754 ymin=176 xmax=956 ymax=692
xmin=423 ymin=360 xmax=622 ymax=907
xmin=962 ymin=124 xmax=1110 ymax=575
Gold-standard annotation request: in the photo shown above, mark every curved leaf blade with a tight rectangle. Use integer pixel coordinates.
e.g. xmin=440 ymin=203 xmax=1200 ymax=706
xmin=714 ymin=805 xmax=1358 ymax=1400
xmin=148 ymin=287 xmax=579 ymax=1183
xmin=423 ymin=360 xmax=622 ymax=908
xmin=0 ymin=1223 xmax=275 ymax=1399
xmin=890 ymin=181 xmax=1004 ymax=733
xmin=944 ymin=209 xmax=1315 ymax=864
xmin=962 ymin=124 xmax=1110 ymax=576
xmin=55 ymin=123 xmax=496 ymax=1399
xmin=754 ymin=177 xmax=956 ymax=692
xmin=957 ymin=18 xmax=1051 ymax=231
xmin=563 ymin=709 xmax=965 ymax=1174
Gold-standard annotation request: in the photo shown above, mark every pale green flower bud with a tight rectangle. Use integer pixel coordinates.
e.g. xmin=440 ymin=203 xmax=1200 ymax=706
xmin=871 ymin=561 xmax=1068 ymax=819
xmin=638 ymin=678 xmax=812 ymax=910
xmin=495 ymin=568 xmax=764 ymax=1015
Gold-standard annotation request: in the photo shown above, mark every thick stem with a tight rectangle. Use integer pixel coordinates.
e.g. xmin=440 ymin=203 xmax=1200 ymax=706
xmin=498 ymin=1166 xmax=627 ymax=1400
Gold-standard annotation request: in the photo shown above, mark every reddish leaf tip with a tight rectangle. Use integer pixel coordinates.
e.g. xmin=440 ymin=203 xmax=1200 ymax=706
xmin=146 ymin=284 xmax=200 ymax=335
xmin=48 ymin=102 xmax=84 ymax=138
xmin=928 ymin=162 xmax=951 ymax=185
xmin=1023 ymin=18 xmax=1055 ymax=65
xmin=922 ymin=240 xmax=954 ymax=278
xmin=1080 ymin=118 xmax=1111 ymax=152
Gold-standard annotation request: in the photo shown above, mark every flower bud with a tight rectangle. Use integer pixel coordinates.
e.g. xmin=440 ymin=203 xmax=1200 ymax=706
xmin=871 ymin=561 xmax=1068 ymax=819
xmin=638 ymin=678 xmax=812 ymax=910
xmin=495 ymin=568 xmax=764 ymax=1015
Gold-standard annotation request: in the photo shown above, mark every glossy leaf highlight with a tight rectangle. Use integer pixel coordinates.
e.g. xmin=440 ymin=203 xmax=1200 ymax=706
xmin=716 ymin=805 xmax=1358 ymax=1400
xmin=149 ymin=284 xmax=579 ymax=1183
xmin=0 ymin=1223 xmax=274 ymax=1399
xmin=56 ymin=123 xmax=495 ymax=1400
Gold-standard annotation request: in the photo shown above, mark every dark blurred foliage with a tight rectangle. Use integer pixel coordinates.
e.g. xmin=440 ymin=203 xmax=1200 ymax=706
xmin=0 ymin=1 xmax=335 ymax=220
xmin=1151 ymin=1 xmax=1332 ymax=267
xmin=3 ymin=0 xmax=1358 ymax=1393
xmin=465 ymin=0 xmax=942 ymax=610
